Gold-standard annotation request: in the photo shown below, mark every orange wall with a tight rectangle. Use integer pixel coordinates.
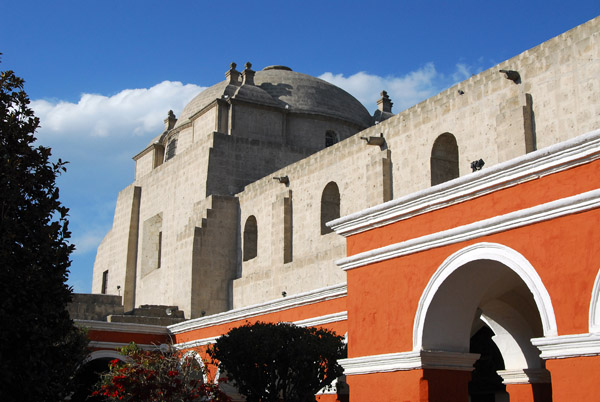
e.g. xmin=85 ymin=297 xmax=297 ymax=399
xmin=87 ymin=329 xmax=168 ymax=345
xmin=174 ymin=296 xmax=347 ymax=345
xmin=348 ymin=207 xmax=600 ymax=357
xmin=347 ymin=370 xmax=423 ymax=402
xmin=546 ymin=356 xmax=600 ymax=401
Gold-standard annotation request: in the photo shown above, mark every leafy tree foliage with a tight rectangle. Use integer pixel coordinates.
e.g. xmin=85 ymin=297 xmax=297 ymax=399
xmin=94 ymin=342 xmax=231 ymax=402
xmin=0 ymin=61 xmax=89 ymax=401
xmin=209 ymin=322 xmax=346 ymax=402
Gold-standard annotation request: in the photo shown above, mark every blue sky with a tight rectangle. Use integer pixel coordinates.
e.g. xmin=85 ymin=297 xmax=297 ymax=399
xmin=1 ymin=1 xmax=598 ymax=293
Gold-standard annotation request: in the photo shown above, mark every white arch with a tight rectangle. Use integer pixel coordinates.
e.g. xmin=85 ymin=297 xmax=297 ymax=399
xmin=589 ymin=268 xmax=600 ymax=332
xmin=181 ymin=350 xmax=208 ymax=383
xmin=84 ymin=349 xmax=126 ymax=364
xmin=413 ymin=242 xmax=557 ymax=351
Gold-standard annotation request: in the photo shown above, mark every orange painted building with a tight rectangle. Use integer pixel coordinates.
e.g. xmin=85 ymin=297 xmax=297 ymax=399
xmin=331 ymin=130 xmax=600 ymax=401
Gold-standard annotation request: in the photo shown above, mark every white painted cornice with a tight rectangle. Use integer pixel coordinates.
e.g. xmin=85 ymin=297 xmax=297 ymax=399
xmin=294 ymin=311 xmax=347 ymax=328
xmin=173 ymin=311 xmax=348 ymax=350
xmin=497 ymin=368 xmax=551 ymax=384
xmin=169 ymin=283 xmax=347 ymax=334
xmin=532 ymin=332 xmax=600 ymax=359
xmin=174 ymin=336 xmax=220 ymax=350
xmin=339 ymin=350 xmax=480 ymax=375
xmin=88 ymin=341 xmax=155 ymax=351
xmin=75 ymin=319 xmax=169 ymax=335
xmin=329 ymin=128 xmax=600 ymax=237
xmin=337 ymin=189 xmax=600 ymax=271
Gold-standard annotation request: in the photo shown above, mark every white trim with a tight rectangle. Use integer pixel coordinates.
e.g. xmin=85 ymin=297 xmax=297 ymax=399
xmin=340 ymin=350 xmax=480 ymax=376
xmin=88 ymin=341 xmax=155 ymax=351
xmin=413 ymin=243 xmax=558 ymax=350
xmin=531 ymin=333 xmax=600 ymax=359
xmin=84 ymin=349 xmax=126 ymax=363
xmin=175 ymin=336 xmax=220 ymax=350
xmin=75 ymin=319 xmax=169 ymax=335
xmin=294 ymin=311 xmax=347 ymax=327
xmin=590 ymin=268 xmax=600 ymax=332
xmin=497 ymin=369 xmax=551 ymax=384
xmin=174 ymin=312 xmax=348 ymax=350
xmin=329 ymin=128 xmax=600 ymax=236
xmin=169 ymin=283 xmax=347 ymax=334
xmin=337 ymin=189 xmax=600 ymax=271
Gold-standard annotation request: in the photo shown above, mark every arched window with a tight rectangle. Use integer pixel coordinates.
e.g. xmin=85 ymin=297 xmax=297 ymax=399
xmin=243 ymin=216 xmax=258 ymax=261
xmin=321 ymin=182 xmax=340 ymax=235
xmin=325 ymin=130 xmax=339 ymax=147
xmin=430 ymin=133 xmax=459 ymax=186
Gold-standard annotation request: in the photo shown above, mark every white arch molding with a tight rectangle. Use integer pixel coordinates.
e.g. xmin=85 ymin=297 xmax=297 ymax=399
xmin=413 ymin=242 xmax=558 ymax=351
xmin=84 ymin=349 xmax=126 ymax=364
xmin=589 ymin=267 xmax=600 ymax=332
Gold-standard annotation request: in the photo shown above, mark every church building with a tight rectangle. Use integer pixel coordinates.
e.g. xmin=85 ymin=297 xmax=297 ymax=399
xmin=70 ymin=16 xmax=600 ymax=402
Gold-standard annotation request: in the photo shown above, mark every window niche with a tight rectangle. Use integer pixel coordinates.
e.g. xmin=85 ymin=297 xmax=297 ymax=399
xmin=101 ymin=270 xmax=109 ymax=294
xmin=142 ymin=213 xmax=163 ymax=276
xmin=321 ymin=182 xmax=340 ymax=235
xmin=430 ymin=133 xmax=459 ymax=186
xmin=243 ymin=215 xmax=258 ymax=261
xmin=165 ymin=136 xmax=178 ymax=161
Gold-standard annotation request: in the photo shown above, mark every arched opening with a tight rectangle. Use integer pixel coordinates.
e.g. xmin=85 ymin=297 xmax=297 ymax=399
xmin=430 ymin=133 xmax=459 ymax=186
xmin=415 ymin=243 xmax=555 ymax=402
xmin=325 ymin=130 xmax=339 ymax=147
xmin=71 ymin=352 xmax=126 ymax=402
xmin=321 ymin=182 xmax=340 ymax=235
xmin=243 ymin=216 xmax=258 ymax=261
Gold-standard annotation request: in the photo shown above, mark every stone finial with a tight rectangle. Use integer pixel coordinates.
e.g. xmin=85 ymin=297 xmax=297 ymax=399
xmin=377 ymin=90 xmax=393 ymax=113
xmin=225 ymin=62 xmax=241 ymax=85
xmin=164 ymin=110 xmax=177 ymax=131
xmin=241 ymin=61 xmax=255 ymax=86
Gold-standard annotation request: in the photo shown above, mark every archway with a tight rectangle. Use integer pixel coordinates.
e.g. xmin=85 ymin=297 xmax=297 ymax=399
xmin=414 ymin=243 xmax=555 ymax=401
xmin=71 ymin=351 xmax=126 ymax=402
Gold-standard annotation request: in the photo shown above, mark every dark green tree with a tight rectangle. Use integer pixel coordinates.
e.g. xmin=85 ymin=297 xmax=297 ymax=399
xmin=0 ymin=61 xmax=89 ymax=401
xmin=209 ymin=322 xmax=346 ymax=402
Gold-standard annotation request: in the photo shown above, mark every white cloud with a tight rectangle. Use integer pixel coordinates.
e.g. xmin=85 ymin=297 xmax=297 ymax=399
xmin=320 ymin=63 xmax=477 ymax=113
xmin=31 ymin=81 xmax=205 ymax=138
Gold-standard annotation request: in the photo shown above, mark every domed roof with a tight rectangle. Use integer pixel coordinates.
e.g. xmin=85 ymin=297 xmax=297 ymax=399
xmin=173 ymin=65 xmax=372 ymax=130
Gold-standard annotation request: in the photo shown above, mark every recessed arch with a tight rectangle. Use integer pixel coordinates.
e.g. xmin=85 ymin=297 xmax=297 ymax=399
xmin=243 ymin=215 xmax=258 ymax=261
xmin=321 ymin=182 xmax=340 ymax=235
xmin=430 ymin=132 xmax=459 ymax=186
xmin=413 ymin=242 xmax=557 ymax=353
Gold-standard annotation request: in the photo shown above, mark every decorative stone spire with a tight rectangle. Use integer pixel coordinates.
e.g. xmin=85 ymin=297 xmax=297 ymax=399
xmin=377 ymin=90 xmax=393 ymax=113
xmin=164 ymin=110 xmax=177 ymax=131
xmin=225 ymin=62 xmax=240 ymax=85
xmin=241 ymin=62 xmax=255 ymax=86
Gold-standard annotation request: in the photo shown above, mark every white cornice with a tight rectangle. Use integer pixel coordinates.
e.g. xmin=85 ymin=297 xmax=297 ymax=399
xmin=337 ymin=189 xmax=600 ymax=271
xmin=340 ymin=350 xmax=480 ymax=375
xmin=173 ymin=312 xmax=348 ymax=350
xmin=294 ymin=311 xmax=347 ymax=328
xmin=174 ymin=336 xmax=220 ymax=350
xmin=75 ymin=319 xmax=169 ymax=335
xmin=169 ymin=283 xmax=347 ymax=334
xmin=497 ymin=369 xmax=551 ymax=384
xmin=532 ymin=333 xmax=600 ymax=359
xmin=329 ymin=128 xmax=600 ymax=237
xmin=88 ymin=341 xmax=156 ymax=351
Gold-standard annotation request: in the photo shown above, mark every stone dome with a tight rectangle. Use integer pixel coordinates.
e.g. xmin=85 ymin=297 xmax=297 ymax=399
xmin=172 ymin=65 xmax=372 ymax=130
